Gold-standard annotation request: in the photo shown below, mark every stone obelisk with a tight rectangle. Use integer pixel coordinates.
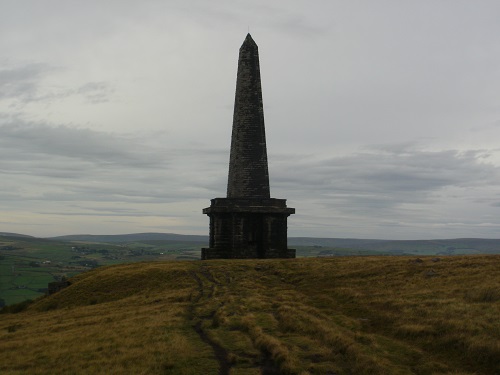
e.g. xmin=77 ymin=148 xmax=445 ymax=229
xmin=202 ymin=34 xmax=295 ymax=259
xmin=227 ymin=34 xmax=270 ymax=199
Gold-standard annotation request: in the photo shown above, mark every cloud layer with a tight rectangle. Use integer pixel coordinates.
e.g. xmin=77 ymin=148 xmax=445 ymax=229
xmin=0 ymin=1 xmax=499 ymax=238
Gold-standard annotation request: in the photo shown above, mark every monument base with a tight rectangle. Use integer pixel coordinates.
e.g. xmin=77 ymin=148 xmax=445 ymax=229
xmin=202 ymin=198 xmax=295 ymax=259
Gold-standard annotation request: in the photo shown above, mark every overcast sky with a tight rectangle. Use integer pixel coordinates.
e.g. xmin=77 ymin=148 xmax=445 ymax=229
xmin=1 ymin=0 xmax=499 ymax=239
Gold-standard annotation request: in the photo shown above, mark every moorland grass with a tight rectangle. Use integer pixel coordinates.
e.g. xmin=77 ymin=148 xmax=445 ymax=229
xmin=0 ymin=255 xmax=499 ymax=374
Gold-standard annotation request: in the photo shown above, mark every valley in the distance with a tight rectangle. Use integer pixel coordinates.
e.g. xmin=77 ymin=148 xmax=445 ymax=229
xmin=1 ymin=232 xmax=499 ymax=306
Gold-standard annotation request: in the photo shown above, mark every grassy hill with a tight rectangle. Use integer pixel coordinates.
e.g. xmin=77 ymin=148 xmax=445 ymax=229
xmin=1 ymin=256 xmax=499 ymax=374
xmin=2 ymin=232 xmax=500 ymax=307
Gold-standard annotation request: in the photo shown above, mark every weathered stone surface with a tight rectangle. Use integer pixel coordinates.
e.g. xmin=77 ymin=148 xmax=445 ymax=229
xmin=227 ymin=34 xmax=270 ymax=199
xmin=203 ymin=34 xmax=294 ymax=260
xmin=203 ymin=198 xmax=295 ymax=259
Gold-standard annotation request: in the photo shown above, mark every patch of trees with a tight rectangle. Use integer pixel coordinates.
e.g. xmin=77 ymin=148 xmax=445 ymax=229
xmin=71 ymin=259 xmax=99 ymax=268
xmin=1 ymin=246 xmax=21 ymax=250
xmin=128 ymin=249 xmax=156 ymax=256
xmin=72 ymin=246 xmax=111 ymax=255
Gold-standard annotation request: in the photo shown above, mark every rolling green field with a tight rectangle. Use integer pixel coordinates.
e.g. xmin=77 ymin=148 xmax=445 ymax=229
xmin=0 ymin=235 xmax=203 ymax=306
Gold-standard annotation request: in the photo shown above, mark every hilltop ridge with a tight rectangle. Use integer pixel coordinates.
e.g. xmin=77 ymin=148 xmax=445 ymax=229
xmin=1 ymin=256 xmax=499 ymax=374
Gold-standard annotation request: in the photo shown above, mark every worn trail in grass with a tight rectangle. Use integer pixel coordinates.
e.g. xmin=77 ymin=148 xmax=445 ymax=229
xmin=1 ymin=256 xmax=499 ymax=374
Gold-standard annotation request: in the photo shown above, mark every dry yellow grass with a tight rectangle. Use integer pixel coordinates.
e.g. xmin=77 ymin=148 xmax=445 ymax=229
xmin=1 ymin=256 xmax=499 ymax=374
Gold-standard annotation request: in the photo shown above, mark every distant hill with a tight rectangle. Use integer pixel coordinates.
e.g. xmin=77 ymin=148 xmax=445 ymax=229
xmin=0 ymin=232 xmax=34 ymax=238
xmin=48 ymin=232 xmax=208 ymax=243
xmin=47 ymin=233 xmax=500 ymax=254
xmin=289 ymin=237 xmax=500 ymax=254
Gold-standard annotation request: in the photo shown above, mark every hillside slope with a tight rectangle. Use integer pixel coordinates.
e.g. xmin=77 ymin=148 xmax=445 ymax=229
xmin=1 ymin=256 xmax=499 ymax=374
xmin=0 ymin=234 xmax=203 ymax=306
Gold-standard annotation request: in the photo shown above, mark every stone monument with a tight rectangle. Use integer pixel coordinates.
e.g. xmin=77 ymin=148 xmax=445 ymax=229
xmin=202 ymin=34 xmax=295 ymax=259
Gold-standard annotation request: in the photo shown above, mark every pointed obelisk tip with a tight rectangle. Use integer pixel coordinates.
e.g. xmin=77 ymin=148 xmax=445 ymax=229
xmin=241 ymin=33 xmax=257 ymax=48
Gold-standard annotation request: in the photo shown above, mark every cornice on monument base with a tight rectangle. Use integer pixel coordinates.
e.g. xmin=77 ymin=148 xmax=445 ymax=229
xmin=203 ymin=198 xmax=295 ymax=215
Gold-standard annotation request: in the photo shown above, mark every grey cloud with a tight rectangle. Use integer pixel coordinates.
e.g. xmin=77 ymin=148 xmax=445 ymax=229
xmin=31 ymin=81 xmax=114 ymax=104
xmin=0 ymin=62 xmax=113 ymax=105
xmin=273 ymin=13 xmax=327 ymax=37
xmin=1 ymin=127 xmax=498 ymax=238
xmin=38 ymin=210 xmax=180 ymax=218
xmin=0 ymin=63 xmax=54 ymax=101
xmin=271 ymin=146 xmax=500 ymax=216
xmin=0 ymin=121 xmax=228 ymax=207
xmin=276 ymin=147 xmax=498 ymax=191
xmin=0 ymin=121 xmax=167 ymax=169
xmin=74 ymin=82 xmax=114 ymax=104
